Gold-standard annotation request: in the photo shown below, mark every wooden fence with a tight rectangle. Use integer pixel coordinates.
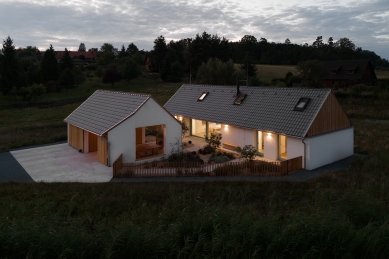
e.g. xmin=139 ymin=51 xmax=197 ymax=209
xmin=112 ymin=155 xmax=302 ymax=178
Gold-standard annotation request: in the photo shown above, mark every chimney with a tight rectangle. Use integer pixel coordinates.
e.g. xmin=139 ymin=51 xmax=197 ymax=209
xmin=236 ymin=77 xmax=240 ymax=96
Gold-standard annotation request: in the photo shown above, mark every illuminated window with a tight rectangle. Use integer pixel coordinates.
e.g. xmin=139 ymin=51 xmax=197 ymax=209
xmin=279 ymin=135 xmax=287 ymax=160
xmin=346 ymin=70 xmax=355 ymax=74
xmin=258 ymin=131 xmax=264 ymax=154
xmin=198 ymin=92 xmax=209 ymax=101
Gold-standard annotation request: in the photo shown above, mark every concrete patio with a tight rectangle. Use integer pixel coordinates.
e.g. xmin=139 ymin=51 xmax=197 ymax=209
xmin=10 ymin=143 xmax=112 ymax=182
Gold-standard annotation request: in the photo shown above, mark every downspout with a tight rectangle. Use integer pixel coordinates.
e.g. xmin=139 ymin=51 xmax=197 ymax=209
xmin=302 ymin=138 xmax=306 ymax=169
xmin=100 ymin=135 xmax=111 ymax=167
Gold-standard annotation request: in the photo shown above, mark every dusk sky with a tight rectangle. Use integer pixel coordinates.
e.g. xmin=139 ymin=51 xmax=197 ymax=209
xmin=1 ymin=0 xmax=388 ymax=59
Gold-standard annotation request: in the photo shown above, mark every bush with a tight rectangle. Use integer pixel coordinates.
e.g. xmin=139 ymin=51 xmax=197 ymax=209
xmin=238 ymin=145 xmax=257 ymax=161
xmin=199 ymin=145 xmax=215 ymax=155
xmin=205 ymin=132 xmax=222 ymax=149
xmin=209 ymin=155 xmax=230 ymax=163
xmin=196 ymin=58 xmax=236 ymax=85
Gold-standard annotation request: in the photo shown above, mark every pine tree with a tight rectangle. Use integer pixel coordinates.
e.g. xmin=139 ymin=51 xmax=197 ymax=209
xmin=60 ymin=48 xmax=73 ymax=71
xmin=40 ymin=45 xmax=60 ymax=83
xmin=78 ymin=43 xmax=86 ymax=51
xmin=0 ymin=36 xmax=19 ymax=94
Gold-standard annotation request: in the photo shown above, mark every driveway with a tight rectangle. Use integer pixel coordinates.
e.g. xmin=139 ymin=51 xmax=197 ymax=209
xmin=10 ymin=144 xmax=112 ymax=182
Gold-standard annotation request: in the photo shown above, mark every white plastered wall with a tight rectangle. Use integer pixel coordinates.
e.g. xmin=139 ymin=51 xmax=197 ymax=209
xmin=305 ymin=127 xmax=354 ymax=170
xmin=287 ymin=136 xmax=305 ymax=168
xmin=220 ymin=125 xmax=255 ymax=148
xmin=264 ymin=132 xmax=278 ymax=160
xmin=108 ymin=98 xmax=182 ymax=164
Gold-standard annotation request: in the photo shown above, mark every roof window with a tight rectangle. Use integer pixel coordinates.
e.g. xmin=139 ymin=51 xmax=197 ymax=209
xmin=233 ymin=94 xmax=247 ymax=105
xmin=346 ymin=70 xmax=355 ymax=74
xmin=294 ymin=97 xmax=311 ymax=111
xmin=198 ymin=92 xmax=209 ymax=101
xmin=330 ymin=70 xmax=338 ymax=74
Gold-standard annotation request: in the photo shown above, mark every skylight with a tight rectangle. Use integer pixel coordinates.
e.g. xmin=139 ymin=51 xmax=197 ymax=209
xmin=233 ymin=94 xmax=247 ymax=105
xmin=198 ymin=92 xmax=209 ymax=101
xmin=294 ymin=97 xmax=311 ymax=111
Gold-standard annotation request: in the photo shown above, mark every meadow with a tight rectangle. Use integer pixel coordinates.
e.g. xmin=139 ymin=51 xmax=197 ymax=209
xmin=0 ymin=66 xmax=389 ymax=258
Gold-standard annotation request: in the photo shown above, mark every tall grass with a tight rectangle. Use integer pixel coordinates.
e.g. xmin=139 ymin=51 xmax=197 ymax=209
xmin=1 ymin=151 xmax=389 ymax=258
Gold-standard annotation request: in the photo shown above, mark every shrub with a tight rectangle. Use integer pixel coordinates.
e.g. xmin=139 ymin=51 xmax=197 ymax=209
xmin=205 ymin=132 xmax=222 ymax=149
xmin=200 ymin=145 xmax=215 ymax=155
xmin=238 ymin=145 xmax=257 ymax=161
xmin=209 ymin=155 xmax=230 ymax=163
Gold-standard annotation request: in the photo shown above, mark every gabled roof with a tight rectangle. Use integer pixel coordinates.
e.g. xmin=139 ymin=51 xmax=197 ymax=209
xmin=64 ymin=90 xmax=150 ymax=136
xmin=322 ymin=59 xmax=376 ymax=80
xmin=55 ymin=51 xmax=99 ymax=59
xmin=164 ymin=85 xmax=332 ymax=138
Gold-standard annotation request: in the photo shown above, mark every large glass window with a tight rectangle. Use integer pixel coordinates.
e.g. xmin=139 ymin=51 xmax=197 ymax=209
xmin=207 ymin=122 xmax=221 ymax=137
xmin=191 ymin=119 xmax=207 ymax=138
xmin=136 ymin=124 xmax=165 ymax=160
xmin=257 ymin=131 xmax=264 ymax=154
xmin=279 ymin=135 xmax=287 ymax=160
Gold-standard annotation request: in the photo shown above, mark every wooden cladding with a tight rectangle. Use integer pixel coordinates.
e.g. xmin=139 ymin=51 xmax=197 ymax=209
xmin=88 ymin=132 xmax=98 ymax=152
xmin=68 ymin=124 xmax=83 ymax=151
xmin=97 ymin=133 xmax=108 ymax=166
xmin=306 ymin=92 xmax=350 ymax=137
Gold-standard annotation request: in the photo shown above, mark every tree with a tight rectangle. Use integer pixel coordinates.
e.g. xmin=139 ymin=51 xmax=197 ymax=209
xmin=161 ymin=48 xmax=183 ymax=82
xmin=238 ymin=145 xmax=257 ymax=162
xmin=118 ymin=45 xmax=127 ymax=59
xmin=96 ymin=51 xmax=115 ymax=67
xmin=73 ymin=67 xmax=86 ymax=87
xmin=152 ymin=35 xmax=167 ymax=72
xmin=60 ymin=48 xmax=73 ymax=71
xmin=240 ymin=54 xmax=257 ymax=80
xmin=88 ymin=48 xmax=98 ymax=52
xmin=100 ymin=43 xmax=117 ymax=54
xmin=297 ymin=60 xmax=326 ymax=88
xmin=312 ymin=36 xmax=324 ymax=48
xmin=196 ymin=58 xmax=236 ymax=85
xmin=285 ymin=38 xmax=291 ymax=45
xmin=120 ymin=57 xmax=141 ymax=83
xmin=205 ymin=132 xmax=222 ymax=149
xmin=126 ymin=43 xmax=139 ymax=55
xmin=102 ymin=67 xmax=121 ymax=87
xmin=59 ymin=67 xmax=75 ymax=91
xmin=40 ymin=44 xmax=60 ymax=83
xmin=95 ymin=66 xmax=103 ymax=81
xmin=0 ymin=36 xmax=19 ymax=94
xmin=78 ymin=43 xmax=86 ymax=51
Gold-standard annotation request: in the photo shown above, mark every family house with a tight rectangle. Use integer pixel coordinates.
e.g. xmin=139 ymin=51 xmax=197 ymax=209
xmin=64 ymin=90 xmax=182 ymax=166
xmin=164 ymin=85 xmax=354 ymax=170
xmin=322 ymin=59 xmax=376 ymax=88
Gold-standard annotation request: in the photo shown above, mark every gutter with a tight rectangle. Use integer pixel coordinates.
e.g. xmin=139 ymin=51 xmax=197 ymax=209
xmin=302 ymin=138 xmax=306 ymax=169
xmin=100 ymin=135 xmax=111 ymax=167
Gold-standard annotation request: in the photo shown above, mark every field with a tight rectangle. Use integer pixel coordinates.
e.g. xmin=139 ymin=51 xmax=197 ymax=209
xmin=1 ymin=66 xmax=389 ymax=257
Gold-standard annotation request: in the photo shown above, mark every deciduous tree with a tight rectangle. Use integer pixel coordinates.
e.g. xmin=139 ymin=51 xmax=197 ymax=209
xmin=120 ymin=57 xmax=141 ymax=83
xmin=102 ymin=67 xmax=121 ymax=87
xmin=297 ymin=60 xmax=326 ymax=88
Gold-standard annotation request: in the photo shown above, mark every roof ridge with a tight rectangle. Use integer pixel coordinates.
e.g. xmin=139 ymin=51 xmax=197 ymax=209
xmin=96 ymin=90 xmax=151 ymax=97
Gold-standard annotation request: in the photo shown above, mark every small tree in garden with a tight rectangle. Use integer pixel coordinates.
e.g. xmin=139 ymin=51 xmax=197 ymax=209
xmin=205 ymin=133 xmax=222 ymax=149
xmin=238 ymin=145 xmax=257 ymax=161
xmin=181 ymin=121 xmax=188 ymax=138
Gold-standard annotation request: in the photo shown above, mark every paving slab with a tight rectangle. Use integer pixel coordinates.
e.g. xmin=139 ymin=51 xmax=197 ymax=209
xmin=10 ymin=144 xmax=112 ymax=182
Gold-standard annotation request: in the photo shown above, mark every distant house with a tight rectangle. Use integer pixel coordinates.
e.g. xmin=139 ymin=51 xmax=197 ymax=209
xmin=322 ymin=59 xmax=377 ymax=88
xmin=64 ymin=90 xmax=182 ymax=166
xmin=41 ymin=51 xmax=99 ymax=66
xmin=164 ymin=85 xmax=354 ymax=170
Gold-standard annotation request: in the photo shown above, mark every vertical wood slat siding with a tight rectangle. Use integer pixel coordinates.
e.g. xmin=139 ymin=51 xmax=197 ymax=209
xmin=68 ymin=124 xmax=83 ymax=151
xmin=306 ymin=92 xmax=350 ymax=137
xmin=97 ymin=133 xmax=108 ymax=165
xmin=136 ymin=128 xmax=142 ymax=145
xmin=88 ymin=132 xmax=98 ymax=152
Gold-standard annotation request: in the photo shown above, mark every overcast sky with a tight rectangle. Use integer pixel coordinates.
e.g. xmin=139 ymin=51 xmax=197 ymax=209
xmin=1 ymin=0 xmax=388 ymax=59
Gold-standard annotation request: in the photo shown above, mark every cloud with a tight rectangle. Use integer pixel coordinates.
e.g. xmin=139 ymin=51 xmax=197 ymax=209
xmin=0 ymin=0 xmax=388 ymax=59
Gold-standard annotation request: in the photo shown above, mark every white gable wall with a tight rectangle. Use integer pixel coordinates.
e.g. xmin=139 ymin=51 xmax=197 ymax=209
xmin=108 ymin=98 xmax=182 ymax=164
xmin=305 ymin=127 xmax=354 ymax=170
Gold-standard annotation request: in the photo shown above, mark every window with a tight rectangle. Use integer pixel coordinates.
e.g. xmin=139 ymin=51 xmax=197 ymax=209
xmin=198 ymin=92 xmax=209 ymax=101
xmin=279 ymin=135 xmax=287 ymax=160
xmin=257 ymin=131 xmax=264 ymax=154
xmin=346 ymin=70 xmax=354 ymax=74
xmin=233 ymin=94 xmax=247 ymax=105
xmin=136 ymin=124 xmax=165 ymax=160
xmin=330 ymin=70 xmax=337 ymax=74
xmin=191 ymin=119 xmax=207 ymax=138
xmin=294 ymin=97 xmax=311 ymax=111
